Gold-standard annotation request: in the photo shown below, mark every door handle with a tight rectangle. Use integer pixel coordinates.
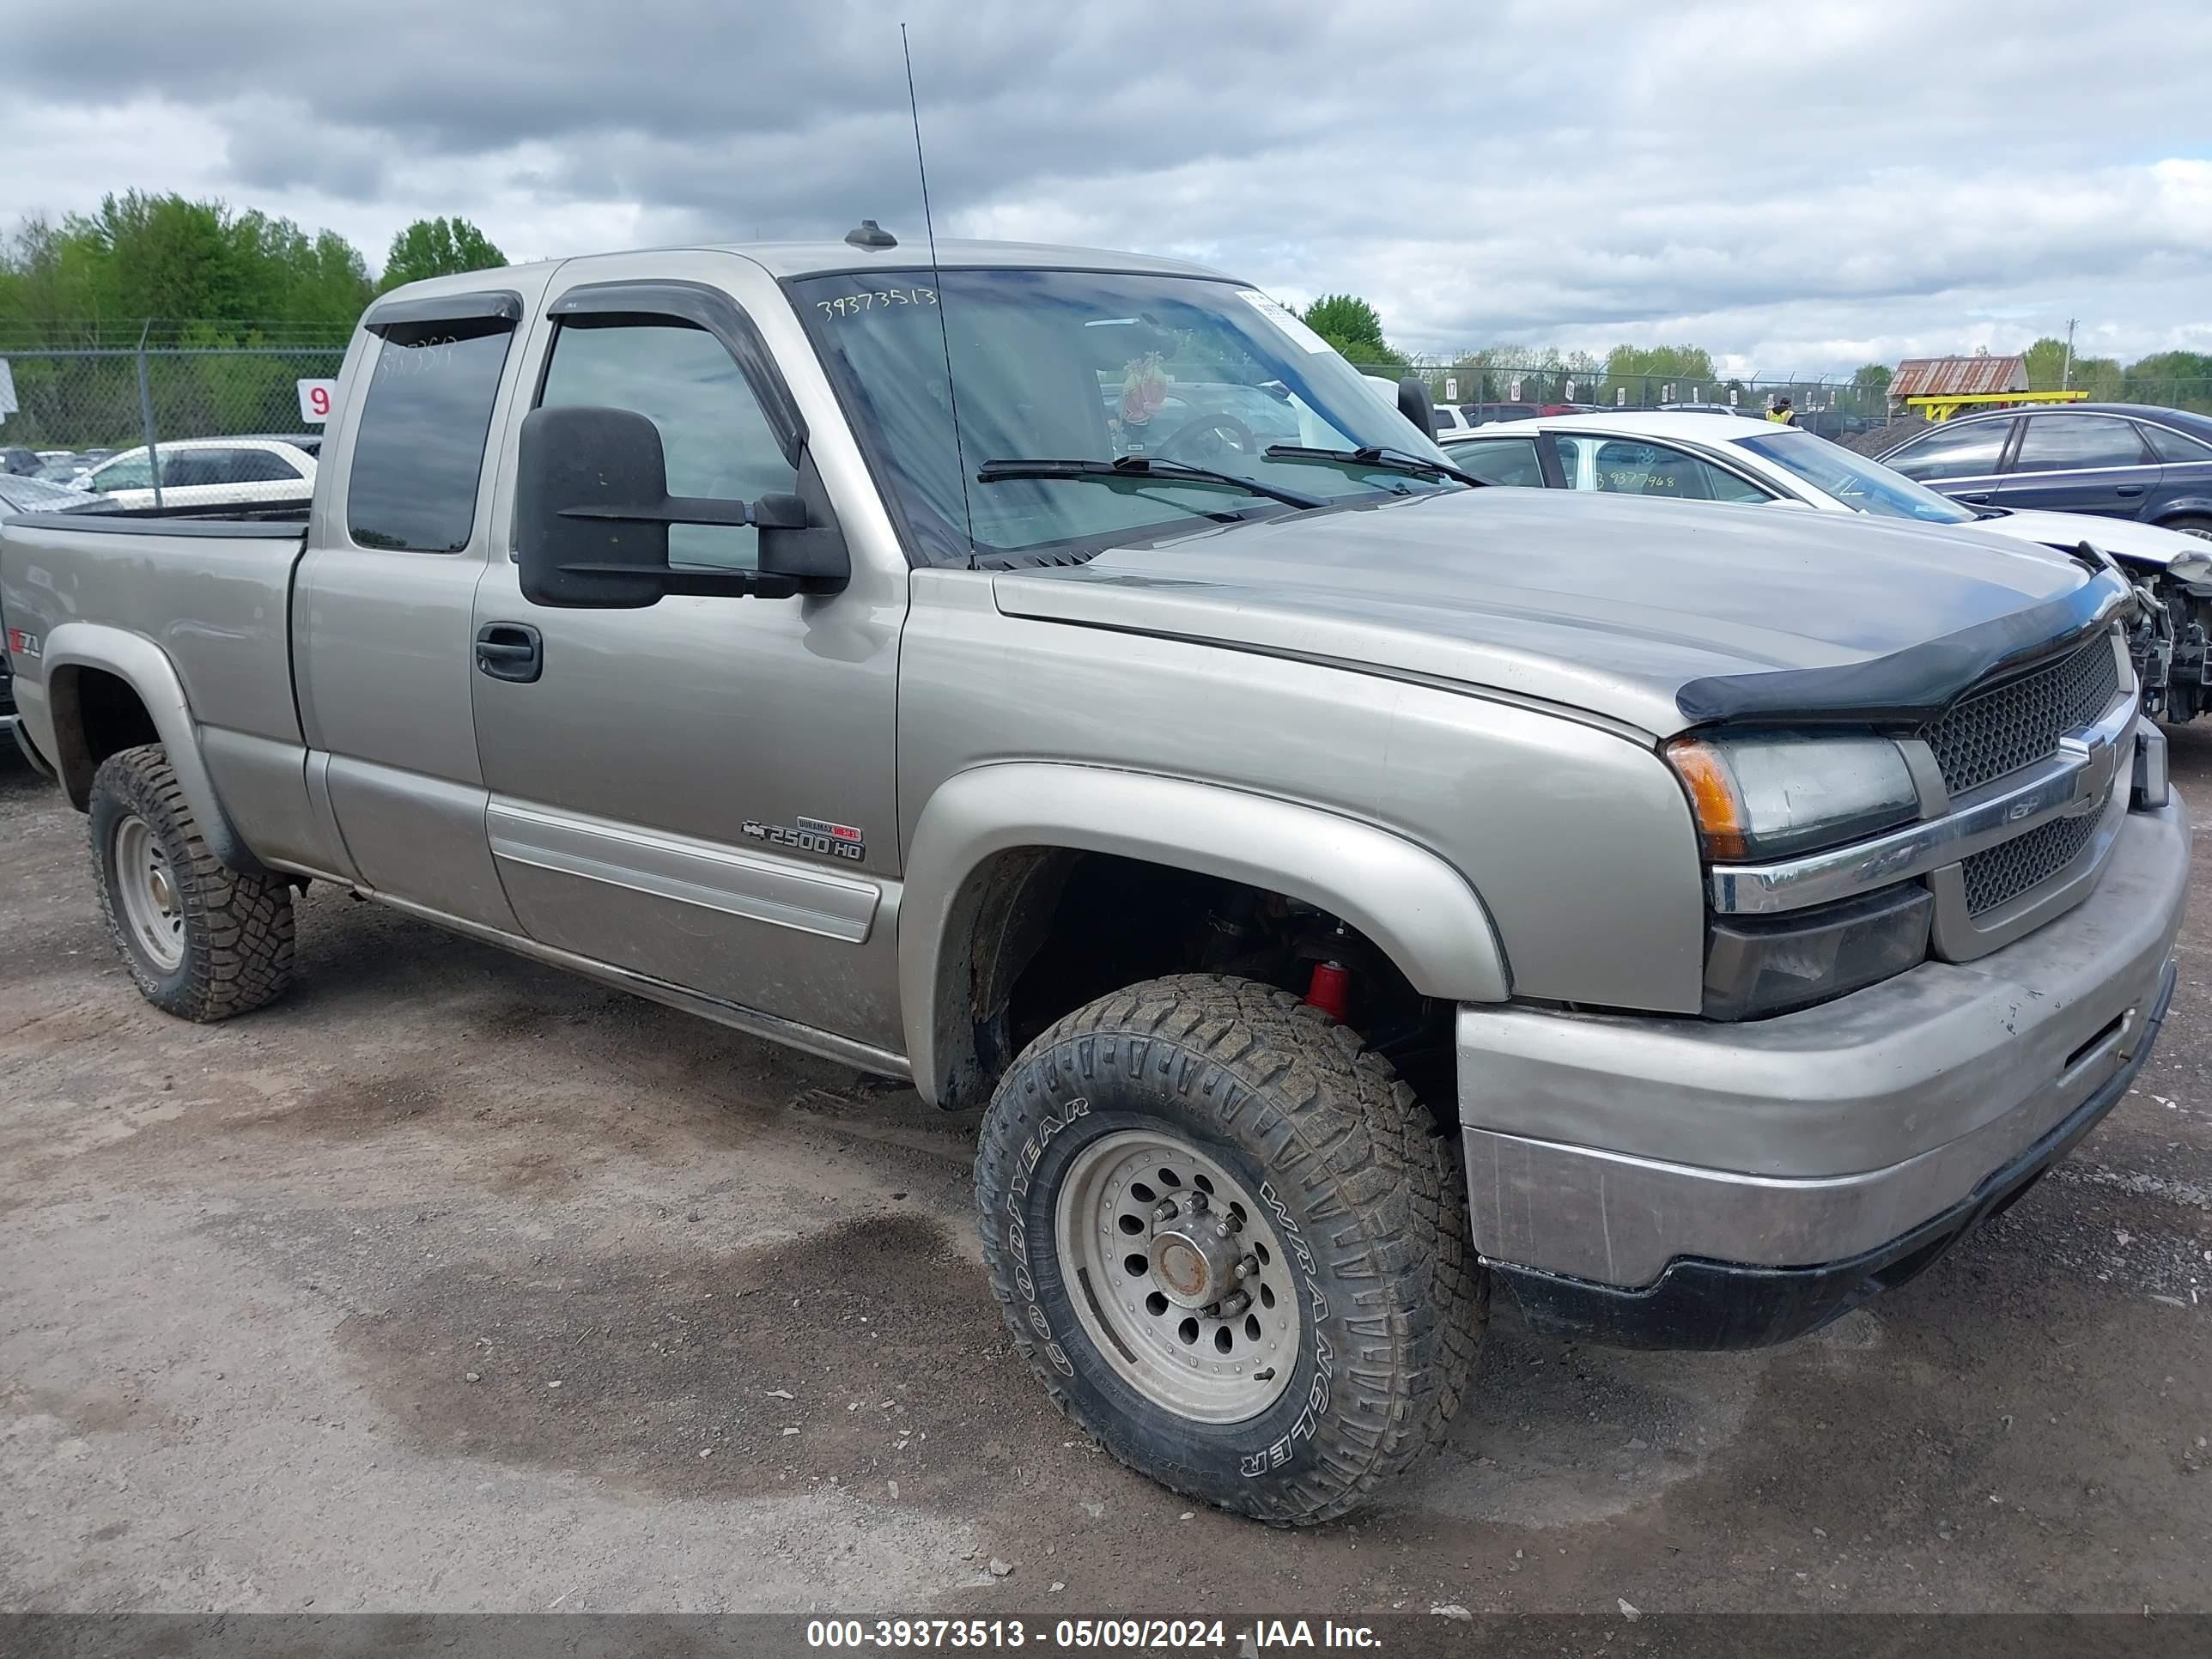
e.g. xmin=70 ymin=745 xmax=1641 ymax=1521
xmin=475 ymin=622 xmax=543 ymax=684
xmin=2116 ymin=484 xmax=2145 ymax=498
xmin=1954 ymin=491 xmax=1993 ymax=504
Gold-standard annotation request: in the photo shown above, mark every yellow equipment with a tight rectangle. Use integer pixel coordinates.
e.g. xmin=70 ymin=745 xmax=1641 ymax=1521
xmin=1904 ymin=390 xmax=2089 ymax=422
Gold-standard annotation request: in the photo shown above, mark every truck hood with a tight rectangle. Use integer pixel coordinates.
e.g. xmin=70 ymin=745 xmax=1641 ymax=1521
xmin=992 ymin=487 xmax=2122 ymax=736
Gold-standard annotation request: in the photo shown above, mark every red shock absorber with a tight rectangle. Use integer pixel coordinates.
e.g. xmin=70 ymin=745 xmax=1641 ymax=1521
xmin=1304 ymin=959 xmax=1351 ymax=1020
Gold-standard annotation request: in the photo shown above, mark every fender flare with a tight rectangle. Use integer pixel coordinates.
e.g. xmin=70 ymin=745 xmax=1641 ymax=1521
xmin=40 ymin=622 xmax=266 ymax=874
xmin=2150 ymin=497 xmax=2212 ymax=528
xmin=898 ymin=762 xmax=1510 ymax=1106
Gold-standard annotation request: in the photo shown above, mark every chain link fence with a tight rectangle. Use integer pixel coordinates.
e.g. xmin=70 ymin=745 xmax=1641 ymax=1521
xmin=1350 ymin=361 xmax=1903 ymax=444
xmin=1346 ymin=359 xmax=2212 ymax=444
xmin=7 ymin=321 xmax=2211 ymax=514
xmin=0 ymin=324 xmax=349 ymax=514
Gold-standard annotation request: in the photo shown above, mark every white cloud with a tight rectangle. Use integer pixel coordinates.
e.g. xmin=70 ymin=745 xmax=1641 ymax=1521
xmin=4 ymin=0 xmax=2208 ymax=372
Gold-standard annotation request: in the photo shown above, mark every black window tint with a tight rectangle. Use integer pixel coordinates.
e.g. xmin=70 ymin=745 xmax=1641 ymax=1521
xmin=2139 ymin=422 xmax=2212 ymax=464
xmin=229 ymin=449 xmax=303 ymax=483
xmin=1884 ymin=420 xmax=2009 ymax=480
xmin=537 ymin=319 xmax=796 ymax=571
xmin=162 ymin=450 xmax=231 ymax=488
xmin=2011 ymin=414 xmax=2152 ymax=473
xmin=346 ymin=319 xmax=514 ymax=552
xmin=1445 ymin=437 xmax=1545 ymax=488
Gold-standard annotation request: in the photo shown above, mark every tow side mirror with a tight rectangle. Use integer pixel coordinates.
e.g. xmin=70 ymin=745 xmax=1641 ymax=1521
xmin=1396 ymin=375 xmax=1436 ymax=438
xmin=515 ymin=404 xmax=848 ymax=609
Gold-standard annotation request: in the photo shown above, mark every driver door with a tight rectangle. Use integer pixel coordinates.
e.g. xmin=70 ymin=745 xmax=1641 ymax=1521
xmin=469 ymin=252 xmax=907 ymax=1054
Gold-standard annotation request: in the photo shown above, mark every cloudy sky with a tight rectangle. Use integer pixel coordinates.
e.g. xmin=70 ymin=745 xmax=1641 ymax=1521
xmin=8 ymin=0 xmax=2209 ymax=375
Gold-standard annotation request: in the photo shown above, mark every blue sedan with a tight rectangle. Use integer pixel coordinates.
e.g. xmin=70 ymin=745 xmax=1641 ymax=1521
xmin=1875 ymin=402 xmax=2212 ymax=538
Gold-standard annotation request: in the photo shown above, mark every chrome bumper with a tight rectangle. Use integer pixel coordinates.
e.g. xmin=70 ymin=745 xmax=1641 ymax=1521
xmin=1458 ymin=797 xmax=2189 ymax=1289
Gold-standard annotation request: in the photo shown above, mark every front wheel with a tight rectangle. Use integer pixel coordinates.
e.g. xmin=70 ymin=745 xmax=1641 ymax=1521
xmin=975 ymin=975 xmax=1482 ymax=1525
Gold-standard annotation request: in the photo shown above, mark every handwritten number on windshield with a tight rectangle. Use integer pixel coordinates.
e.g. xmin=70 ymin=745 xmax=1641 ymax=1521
xmin=817 ymin=289 xmax=938 ymax=319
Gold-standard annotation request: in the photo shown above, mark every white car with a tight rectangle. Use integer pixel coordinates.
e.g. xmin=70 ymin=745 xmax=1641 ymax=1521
xmin=1443 ymin=410 xmax=2208 ymax=571
xmin=77 ymin=437 xmax=317 ymax=513
xmin=1442 ymin=410 xmax=2212 ymax=720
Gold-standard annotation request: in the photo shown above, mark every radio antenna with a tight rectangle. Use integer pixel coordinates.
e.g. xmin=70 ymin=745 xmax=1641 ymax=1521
xmin=902 ymin=23 xmax=976 ymax=564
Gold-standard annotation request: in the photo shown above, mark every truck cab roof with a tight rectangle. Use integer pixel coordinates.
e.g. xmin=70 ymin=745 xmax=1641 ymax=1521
xmin=373 ymin=238 xmax=1235 ymax=315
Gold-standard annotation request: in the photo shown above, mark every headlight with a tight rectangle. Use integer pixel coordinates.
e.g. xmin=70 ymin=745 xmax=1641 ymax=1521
xmin=1665 ymin=732 xmax=1919 ymax=862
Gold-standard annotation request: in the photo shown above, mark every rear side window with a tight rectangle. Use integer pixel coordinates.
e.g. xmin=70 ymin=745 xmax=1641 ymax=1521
xmin=347 ymin=319 xmax=515 ymax=552
xmin=1445 ymin=436 xmax=1545 ymax=488
xmin=161 ymin=451 xmax=228 ymax=488
xmin=2011 ymin=414 xmax=2152 ymax=473
xmin=2139 ymin=422 xmax=2212 ymax=464
xmin=230 ymin=448 xmax=304 ymax=483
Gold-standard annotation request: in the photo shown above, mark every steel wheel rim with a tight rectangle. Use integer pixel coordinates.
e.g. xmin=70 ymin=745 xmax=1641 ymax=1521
xmin=112 ymin=815 xmax=185 ymax=973
xmin=1054 ymin=1128 xmax=1301 ymax=1423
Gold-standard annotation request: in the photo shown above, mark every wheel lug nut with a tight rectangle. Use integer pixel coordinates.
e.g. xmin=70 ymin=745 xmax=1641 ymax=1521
xmin=1218 ymin=1291 xmax=1251 ymax=1317
xmin=1212 ymin=1220 xmax=1233 ymax=1239
xmin=1153 ymin=1200 xmax=1178 ymax=1223
xmin=1233 ymin=1255 xmax=1258 ymax=1280
xmin=1187 ymin=1191 xmax=1209 ymax=1213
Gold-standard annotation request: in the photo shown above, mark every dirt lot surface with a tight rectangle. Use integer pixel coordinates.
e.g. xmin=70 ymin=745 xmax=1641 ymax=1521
xmin=2 ymin=735 xmax=2208 ymax=1618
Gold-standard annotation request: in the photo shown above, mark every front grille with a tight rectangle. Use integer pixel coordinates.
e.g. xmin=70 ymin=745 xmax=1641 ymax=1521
xmin=1960 ymin=810 xmax=2100 ymax=915
xmin=1922 ymin=635 xmax=2119 ymax=796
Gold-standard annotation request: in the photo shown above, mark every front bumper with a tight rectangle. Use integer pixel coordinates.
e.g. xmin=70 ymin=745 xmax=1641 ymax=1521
xmin=1457 ymin=797 xmax=2189 ymax=1348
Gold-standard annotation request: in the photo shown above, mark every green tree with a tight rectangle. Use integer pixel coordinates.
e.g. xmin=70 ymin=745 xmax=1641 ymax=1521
xmin=2021 ymin=337 xmax=2071 ymax=390
xmin=378 ymin=217 xmax=506 ymax=293
xmin=0 ymin=192 xmax=373 ymax=346
xmin=1850 ymin=362 xmax=1893 ymax=416
xmin=1300 ymin=293 xmax=1407 ymax=372
xmin=1601 ymin=343 xmax=1716 ymax=408
xmin=2124 ymin=351 xmax=2212 ymax=413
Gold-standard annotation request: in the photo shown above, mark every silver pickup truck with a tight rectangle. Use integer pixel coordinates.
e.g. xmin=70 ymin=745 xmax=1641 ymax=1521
xmin=0 ymin=234 xmax=2190 ymax=1525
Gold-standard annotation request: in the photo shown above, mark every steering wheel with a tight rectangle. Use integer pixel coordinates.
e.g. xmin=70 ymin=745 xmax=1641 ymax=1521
xmin=1152 ymin=412 xmax=1260 ymax=464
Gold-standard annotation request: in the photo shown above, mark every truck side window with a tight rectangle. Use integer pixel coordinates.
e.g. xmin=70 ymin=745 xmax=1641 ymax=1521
xmin=346 ymin=319 xmax=515 ymax=553
xmin=537 ymin=319 xmax=797 ymax=572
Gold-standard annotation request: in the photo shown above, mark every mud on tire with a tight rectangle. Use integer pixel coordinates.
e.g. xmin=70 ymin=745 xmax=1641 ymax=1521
xmin=88 ymin=744 xmax=295 ymax=1021
xmin=975 ymin=974 xmax=1483 ymax=1525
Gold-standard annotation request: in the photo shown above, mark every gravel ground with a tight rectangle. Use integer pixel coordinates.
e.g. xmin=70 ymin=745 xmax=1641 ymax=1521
xmin=1 ymin=734 xmax=2207 ymax=1617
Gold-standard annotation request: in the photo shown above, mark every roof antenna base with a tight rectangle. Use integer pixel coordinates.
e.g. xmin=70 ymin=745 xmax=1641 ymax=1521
xmin=845 ymin=219 xmax=898 ymax=250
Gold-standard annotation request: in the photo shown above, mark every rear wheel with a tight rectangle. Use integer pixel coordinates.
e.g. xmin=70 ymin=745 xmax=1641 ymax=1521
xmin=975 ymin=974 xmax=1482 ymax=1525
xmin=2162 ymin=514 xmax=2212 ymax=541
xmin=89 ymin=744 xmax=295 ymax=1020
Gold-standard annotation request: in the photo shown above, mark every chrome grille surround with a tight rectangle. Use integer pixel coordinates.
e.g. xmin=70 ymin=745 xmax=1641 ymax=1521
xmin=1707 ymin=630 xmax=2135 ymax=954
xmin=1922 ymin=635 xmax=2121 ymax=798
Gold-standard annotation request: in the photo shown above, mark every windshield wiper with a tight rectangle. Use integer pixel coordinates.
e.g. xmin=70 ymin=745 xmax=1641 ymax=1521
xmin=1264 ymin=444 xmax=1488 ymax=489
xmin=975 ymin=456 xmax=1330 ymax=512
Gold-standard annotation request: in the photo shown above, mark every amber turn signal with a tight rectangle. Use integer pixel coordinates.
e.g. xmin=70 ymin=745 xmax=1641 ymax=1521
xmin=1664 ymin=738 xmax=1751 ymax=861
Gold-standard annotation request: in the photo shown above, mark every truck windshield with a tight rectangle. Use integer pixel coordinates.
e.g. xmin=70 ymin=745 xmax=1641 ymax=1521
xmin=789 ymin=267 xmax=1461 ymax=565
xmin=1733 ymin=429 xmax=1978 ymax=526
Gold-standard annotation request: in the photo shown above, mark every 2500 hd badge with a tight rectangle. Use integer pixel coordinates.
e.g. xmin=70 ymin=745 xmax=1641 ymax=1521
xmin=742 ymin=814 xmax=867 ymax=862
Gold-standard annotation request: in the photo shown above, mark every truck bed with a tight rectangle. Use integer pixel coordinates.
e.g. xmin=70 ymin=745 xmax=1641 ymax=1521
xmin=0 ymin=513 xmax=309 ymax=750
xmin=0 ymin=509 xmax=314 ymax=872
